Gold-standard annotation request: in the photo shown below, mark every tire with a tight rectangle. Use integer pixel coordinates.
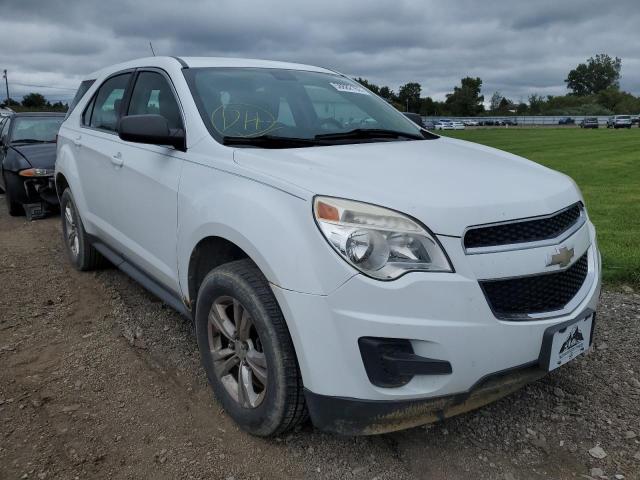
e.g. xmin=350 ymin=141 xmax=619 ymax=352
xmin=3 ymin=173 xmax=24 ymax=216
xmin=195 ymin=259 xmax=307 ymax=436
xmin=60 ymin=188 xmax=107 ymax=271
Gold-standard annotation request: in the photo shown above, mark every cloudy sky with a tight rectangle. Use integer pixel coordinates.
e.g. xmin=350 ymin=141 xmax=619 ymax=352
xmin=1 ymin=0 xmax=639 ymax=105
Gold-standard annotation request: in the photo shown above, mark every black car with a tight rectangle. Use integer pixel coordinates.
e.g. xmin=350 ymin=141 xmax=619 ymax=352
xmin=502 ymin=118 xmax=518 ymax=126
xmin=402 ymin=112 xmax=426 ymax=128
xmin=580 ymin=117 xmax=599 ymax=129
xmin=558 ymin=117 xmax=575 ymax=125
xmin=0 ymin=112 xmax=65 ymax=217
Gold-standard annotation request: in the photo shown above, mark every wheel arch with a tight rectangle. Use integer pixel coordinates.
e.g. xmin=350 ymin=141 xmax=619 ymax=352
xmin=55 ymin=171 xmax=69 ymax=198
xmin=187 ymin=235 xmax=254 ymax=312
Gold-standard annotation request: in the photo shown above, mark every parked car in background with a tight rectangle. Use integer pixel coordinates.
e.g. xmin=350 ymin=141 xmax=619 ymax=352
xmin=423 ymin=119 xmax=435 ymax=130
xmin=607 ymin=115 xmax=632 ymax=129
xmin=56 ymin=56 xmax=601 ymax=437
xmin=631 ymin=115 xmax=639 ymax=125
xmin=0 ymin=112 xmax=65 ymax=217
xmin=502 ymin=118 xmax=518 ymax=126
xmin=479 ymin=119 xmax=496 ymax=126
xmin=462 ymin=120 xmax=478 ymax=126
xmin=580 ymin=117 xmax=599 ymax=129
xmin=434 ymin=119 xmax=454 ymax=130
xmin=558 ymin=117 xmax=575 ymax=125
xmin=450 ymin=120 xmax=465 ymax=130
xmin=402 ymin=112 xmax=425 ymax=128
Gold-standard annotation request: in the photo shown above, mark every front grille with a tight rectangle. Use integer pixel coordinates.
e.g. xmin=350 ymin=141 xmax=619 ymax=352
xmin=479 ymin=251 xmax=589 ymax=319
xmin=464 ymin=203 xmax=583 ymax=250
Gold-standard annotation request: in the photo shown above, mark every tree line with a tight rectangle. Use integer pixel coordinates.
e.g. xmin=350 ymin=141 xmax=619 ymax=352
xmin=1 ymin=92 xmax=68 ymax=112
xmin=2 ymin=54 xmax=638 ymax=116
xmin=356 ymin=54 xmax=640 ymax=116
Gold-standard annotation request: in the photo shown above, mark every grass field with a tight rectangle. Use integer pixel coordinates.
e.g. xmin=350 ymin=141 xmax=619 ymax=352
xmin=443 ymin=128 xmax=640 ymax=287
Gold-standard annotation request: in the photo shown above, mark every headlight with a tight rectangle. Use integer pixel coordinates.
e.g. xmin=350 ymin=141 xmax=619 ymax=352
xmin=19 ymin=168 xmax=55 ymax=177
xmin=313 ymin=196 xmax=452 ymax=280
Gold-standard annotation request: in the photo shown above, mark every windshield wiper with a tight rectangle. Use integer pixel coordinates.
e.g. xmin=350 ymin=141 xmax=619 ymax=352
xmin=11 ymin=139 xmax=52 ymax=144
xmin=314 ymin=128 xmax=425 ymax=141
xmin=222 ymin=135 xmax=320 ymax=148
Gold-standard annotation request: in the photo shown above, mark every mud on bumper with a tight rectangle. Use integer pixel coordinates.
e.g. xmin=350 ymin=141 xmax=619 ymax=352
xmin=304 ymin=365 xmax=546 ymax=435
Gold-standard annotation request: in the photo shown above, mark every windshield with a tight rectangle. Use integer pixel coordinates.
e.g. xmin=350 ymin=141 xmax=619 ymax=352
xmin=11 ymin=116 xmax=64 ymax=143
xmin=617 ymin=115 xmax=631 ymax=120
xmin=183 ymin=67 xmax=425 ymax=146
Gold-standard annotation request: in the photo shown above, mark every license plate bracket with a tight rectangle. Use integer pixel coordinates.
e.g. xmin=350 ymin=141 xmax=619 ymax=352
xmin=538 ymin=309 xmax=595 ymax=372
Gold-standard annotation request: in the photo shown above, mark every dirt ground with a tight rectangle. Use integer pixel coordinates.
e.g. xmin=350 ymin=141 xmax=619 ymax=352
xmin=1 ymin=197 xmax=639 ymax=480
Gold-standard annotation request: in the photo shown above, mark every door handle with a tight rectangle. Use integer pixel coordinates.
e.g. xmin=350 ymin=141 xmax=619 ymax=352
xmin=111 ymin=152 xmax=124 ymax=167
xmin=73 ymin=135 xmax=82 ymax=147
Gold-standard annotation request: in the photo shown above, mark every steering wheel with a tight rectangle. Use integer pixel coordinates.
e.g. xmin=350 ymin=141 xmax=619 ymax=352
xmin=318 ymin=118 xmax=344 ymax=130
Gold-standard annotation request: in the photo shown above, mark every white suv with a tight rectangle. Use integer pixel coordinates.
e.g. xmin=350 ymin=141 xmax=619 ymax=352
xmin=606 ymin=115 xmax=632 ymax=129
xmin=56 ymin=57 xmax=601 ymax=436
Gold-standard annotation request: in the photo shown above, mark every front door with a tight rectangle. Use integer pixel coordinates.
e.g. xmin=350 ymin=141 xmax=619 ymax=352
xmin=103 ymin=69 xmax=185 ymax=292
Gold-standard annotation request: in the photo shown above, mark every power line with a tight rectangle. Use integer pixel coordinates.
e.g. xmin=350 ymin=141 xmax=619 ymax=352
xmin=11 ymin=81 xmax=76 ymax=91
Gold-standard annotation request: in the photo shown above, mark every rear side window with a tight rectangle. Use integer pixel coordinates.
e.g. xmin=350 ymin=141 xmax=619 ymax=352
xmin=66 ymin=79 xmax=95 ymax=119
xmin=86 ymin=73 xmax=132 ymax=132
xmin=127 ymin=71 xmax=183 ymax=130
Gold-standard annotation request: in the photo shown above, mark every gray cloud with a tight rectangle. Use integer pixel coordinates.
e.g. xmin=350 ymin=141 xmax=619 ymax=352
xmin=0 ymin=0 xmax=638 ymax=103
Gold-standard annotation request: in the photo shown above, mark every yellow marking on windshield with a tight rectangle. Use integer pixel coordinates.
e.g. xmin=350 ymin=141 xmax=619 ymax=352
xmin=211 ymin=104 xmax=278 ymax=137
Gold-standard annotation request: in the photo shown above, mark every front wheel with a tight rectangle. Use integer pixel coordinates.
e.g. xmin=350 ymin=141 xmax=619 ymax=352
xmin=195 ymin=259 xmax=307 ymax=436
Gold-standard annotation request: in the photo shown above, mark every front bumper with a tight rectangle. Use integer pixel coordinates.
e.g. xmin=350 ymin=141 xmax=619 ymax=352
xmin=271 ymin=221 xmax=601 ymax=433
xmin=9 ymin=172 xmax=59 ymax=206
xmin=304 ymin=364 xmax=546 ymax=435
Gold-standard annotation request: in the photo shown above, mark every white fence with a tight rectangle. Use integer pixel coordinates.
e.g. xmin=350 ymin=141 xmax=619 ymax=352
xmin=423 ymin=115 xmax=621 ymax=126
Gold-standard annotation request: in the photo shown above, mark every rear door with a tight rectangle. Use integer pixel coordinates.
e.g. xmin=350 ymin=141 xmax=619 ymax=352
xmin=77 ymin=71 xmax=133 ymax=237
xmin=102 ymin=69 xmax=185 ymax=292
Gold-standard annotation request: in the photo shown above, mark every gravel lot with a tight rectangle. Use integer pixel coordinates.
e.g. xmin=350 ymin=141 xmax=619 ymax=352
xmin=1 ymin=197 xmax=639 ymax=480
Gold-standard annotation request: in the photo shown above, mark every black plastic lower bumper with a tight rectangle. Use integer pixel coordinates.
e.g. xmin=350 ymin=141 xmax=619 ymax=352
xmin=304 ymin=364 xmax=546 ymax=435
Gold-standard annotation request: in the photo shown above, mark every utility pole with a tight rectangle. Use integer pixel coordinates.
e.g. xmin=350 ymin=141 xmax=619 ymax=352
xmin=2 ymin=70 xmax=9 ymax=108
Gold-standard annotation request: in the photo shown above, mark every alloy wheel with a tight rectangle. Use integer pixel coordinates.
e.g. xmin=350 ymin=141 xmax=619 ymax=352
xmin=64 ymin=205 xmax=79 ymax=258
xmin=208 ymin=295 xmax=268 ymax=408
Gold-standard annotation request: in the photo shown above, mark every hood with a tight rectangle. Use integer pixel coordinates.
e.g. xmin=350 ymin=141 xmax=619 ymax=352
xmin=233 ymin=137 xmax=581 ymax=236
xmin=10 ymin=143 xmax=57 ymax=169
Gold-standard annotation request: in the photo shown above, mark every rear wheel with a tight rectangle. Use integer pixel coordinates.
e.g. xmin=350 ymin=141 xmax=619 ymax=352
xmin=3 ymin=173 xmax=24 ymax=216
xmin=195 ymin=259 xmax=307 ymax=436
xmin=60 ymin=188 xmax=106 ymax=271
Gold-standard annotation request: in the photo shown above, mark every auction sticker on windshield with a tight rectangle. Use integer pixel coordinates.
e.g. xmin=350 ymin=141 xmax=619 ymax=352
xmin=330 ymin=82 xmax=370 ymax=95
xmin=540 ymin=314 xmax=593 ymax=371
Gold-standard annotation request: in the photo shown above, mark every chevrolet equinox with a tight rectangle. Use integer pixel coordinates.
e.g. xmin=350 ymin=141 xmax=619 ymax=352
xmin=56 ymin=57 xmax=601 ymax=436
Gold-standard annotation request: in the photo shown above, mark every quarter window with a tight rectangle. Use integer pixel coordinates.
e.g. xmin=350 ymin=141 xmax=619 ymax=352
xmin=66 ymin=79 xmax=95 ymax=119
xmin=128 ymin=71 xmax=183 ymax=130
xmin=88 ymin=73 xmax=132 ymax=132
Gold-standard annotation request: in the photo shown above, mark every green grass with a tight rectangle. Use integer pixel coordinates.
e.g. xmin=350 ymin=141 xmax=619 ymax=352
xmin=442 ymin=128 xmax=640 ymax=287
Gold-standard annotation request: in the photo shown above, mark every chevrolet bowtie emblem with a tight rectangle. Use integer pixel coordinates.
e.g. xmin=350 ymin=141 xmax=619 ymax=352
xmin=547 ymin=246 xmax=575 ymax=268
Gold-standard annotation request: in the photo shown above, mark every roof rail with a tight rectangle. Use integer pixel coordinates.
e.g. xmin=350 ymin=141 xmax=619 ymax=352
xmin=172 ymin=56 xmax=189 ymax=69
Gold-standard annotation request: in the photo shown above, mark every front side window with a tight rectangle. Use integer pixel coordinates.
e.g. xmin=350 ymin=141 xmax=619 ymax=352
xmin=1 ymin=118 xmax=11 ymax=142
xmin=183 ymin=68 xmax=427 ymax=147
xmin=10 ymin=116 xmax=64 ymax=143
xmin=88 ymin=73 xmax=131 ymax=132
xmin=128 ymin=71 xmax=183 ymax=130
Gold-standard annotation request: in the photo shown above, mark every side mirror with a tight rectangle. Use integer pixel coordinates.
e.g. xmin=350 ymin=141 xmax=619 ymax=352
xmin=118 ymin=114 xmax=186 ymax=152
